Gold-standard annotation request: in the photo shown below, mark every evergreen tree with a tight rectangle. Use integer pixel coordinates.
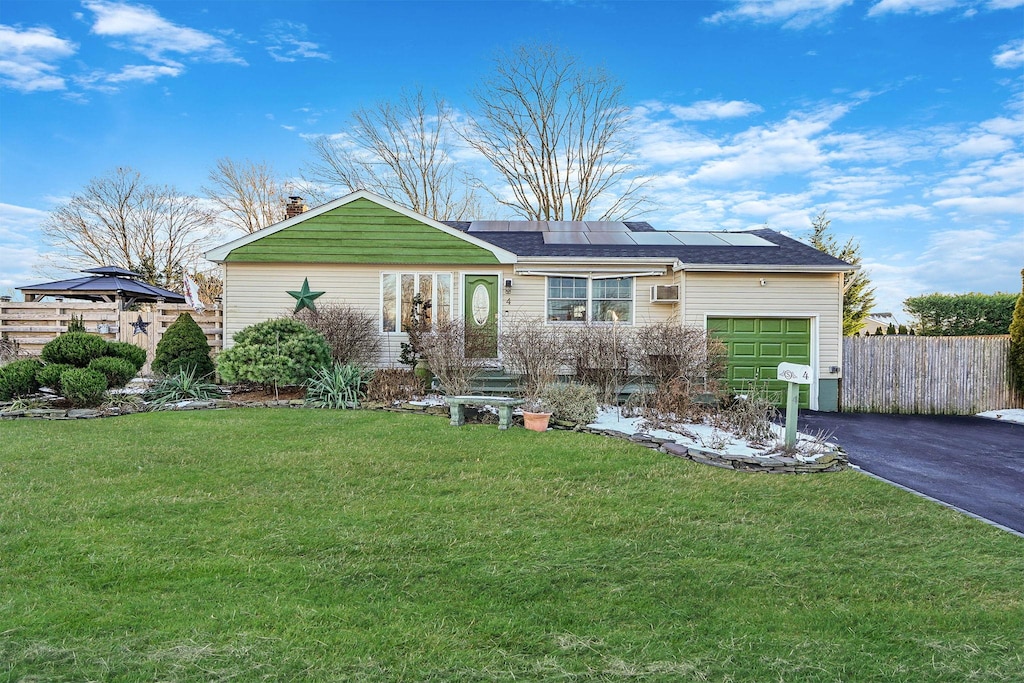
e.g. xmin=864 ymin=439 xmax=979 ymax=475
xmin=1009 ymin=269 xmax=1024 ymax=397
xmin=808 ymin=210 xmax=876 ymax=336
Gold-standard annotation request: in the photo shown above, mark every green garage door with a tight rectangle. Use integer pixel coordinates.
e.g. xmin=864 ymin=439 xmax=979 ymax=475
xmin=708 ymin=317 xmax=812 ymax=408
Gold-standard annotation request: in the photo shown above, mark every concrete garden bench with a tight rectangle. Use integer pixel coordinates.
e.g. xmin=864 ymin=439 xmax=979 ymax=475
xmin=444 ymin=396 xmax=524 ymax=430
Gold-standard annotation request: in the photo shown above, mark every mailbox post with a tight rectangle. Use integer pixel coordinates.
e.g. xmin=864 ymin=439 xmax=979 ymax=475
xmin=776 ymin=362 xmax=813 ymax=449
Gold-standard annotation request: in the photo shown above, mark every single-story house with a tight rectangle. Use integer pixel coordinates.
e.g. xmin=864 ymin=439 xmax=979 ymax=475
xmin=205 ymin=190 xmax=854 ymax=410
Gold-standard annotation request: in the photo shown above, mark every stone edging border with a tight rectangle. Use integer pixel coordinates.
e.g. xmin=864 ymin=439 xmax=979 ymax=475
xmin=1 ymin=398 xmax=847 ymax=474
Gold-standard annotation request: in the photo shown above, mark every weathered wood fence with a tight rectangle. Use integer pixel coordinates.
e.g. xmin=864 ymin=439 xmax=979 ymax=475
xmin=842 ymin=335 xmax=1023 ymax=414
xmin=0 ymin=302 xmax=223 ymax=374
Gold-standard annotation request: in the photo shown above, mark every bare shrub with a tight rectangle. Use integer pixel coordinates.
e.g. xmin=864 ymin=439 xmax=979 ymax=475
xmin=420 ymin=319 xmax=488 ymax=396
xmin=632 ymin=321 xmax=727 ymax=420
xmin=294 ymin=303 xmax=381 ymax=368
xmin=567 ymin=323 xmax=634 ymax=404
xmin=365 ymin=368 xmax=420 ymax=404
xmin=0 ymin=333 xmax=20 ymax=366
xmin=499 ymin=316 xmax=565 ymax=398
xmin=711 ymin=382 xmax=780 ymax=445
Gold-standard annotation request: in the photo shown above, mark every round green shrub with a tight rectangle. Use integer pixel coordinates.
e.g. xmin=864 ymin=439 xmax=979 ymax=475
xmin=37 ymin=363 xmax=74 ymax=391
xmin=217 ymin=318 xmax=331 ymax=387
xmin=152 ymin=313 xmax=214 ymax=378
xmin=88 ymin=356 xmax=137 ymax=389
xmin=41 ymin=332 xmax=109 ymax=367
xmin=60 ymin=367 xmax=108 ymax=407
xmin=106 ymin=341 xmax=147 ymax=372
xmin=0 ymin=358 xmax=43 ymax=400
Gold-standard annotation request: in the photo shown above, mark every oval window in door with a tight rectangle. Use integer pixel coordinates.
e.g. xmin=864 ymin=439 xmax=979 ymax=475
xmin=471 ymin=284 xmax=490 ymax=325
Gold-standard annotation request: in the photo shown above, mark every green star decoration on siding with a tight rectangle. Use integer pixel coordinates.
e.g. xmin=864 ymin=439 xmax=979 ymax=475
xmin=287 ymin=278 xmax=325 ymax=313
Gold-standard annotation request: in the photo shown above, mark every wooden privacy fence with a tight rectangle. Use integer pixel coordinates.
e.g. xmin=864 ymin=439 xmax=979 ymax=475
xmin=842 ymin=335 xmax=1023 ymax=414
xmin=0 ymin=302 xmax=223 ymax=374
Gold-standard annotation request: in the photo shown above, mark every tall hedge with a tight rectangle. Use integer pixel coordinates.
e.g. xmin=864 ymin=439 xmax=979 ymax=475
xmin=1009 ymin=270 xmax=1024 ymax=397
xmin=152 ymin=313 xmax=215 ymax=378
xmin=903 ymin=292 xmax=1017 ymax=336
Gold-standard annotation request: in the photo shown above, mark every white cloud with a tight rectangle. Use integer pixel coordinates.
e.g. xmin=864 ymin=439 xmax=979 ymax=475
xmin=668 ymin=100 xmax=763 ymax=121
xmin=0 ymin=24 xmax=76 ymax=92
xmin=265 ymin=22 xmax=330 ymax=63
xmin=105 ymin=62 xmax=183 ymax=83
xmin=867 ymin=0 xmax=963 ymax=15
xmin=992 ymin=38 xmax=1024 ymax=69
xmin=945 ymin=132 xmax=1014 ymax=157
xmin=83 ymin=0 xmax=245 ymax=66
xmin=705 ymin=0 xmax=854 ymax=29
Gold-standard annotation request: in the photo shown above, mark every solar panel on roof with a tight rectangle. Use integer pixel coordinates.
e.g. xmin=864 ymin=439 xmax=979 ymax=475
xmin=468 ymin=221 xmax=510 ymax=232
xmin=671 ymin=233 xmax=730 ymax=246
xmin=715 ymin=233 xmax=775 ymax=247
xmin=542 ymin=232 xmax=592 ymax=245
xmin=629 ymin=232 xmax=683 ymax=245
xmin=585 ymin=221 xmax=629 ymax=231
xmin=545 ymin=221 xmax=588 ymax=232
xmin=585 ymin=232 xmax=638 ymax=245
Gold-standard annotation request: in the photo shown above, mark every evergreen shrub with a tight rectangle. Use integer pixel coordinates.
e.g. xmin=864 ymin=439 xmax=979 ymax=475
xmin=37 ymin=363 xmax=74 ymax=391
xmin=88 ymin=356 xmax=137 ymax=389
xmin=217 ymin=318 xmax=330 ymax=387
xmin=0 ymin=358 xmax=43 ymax=400
xmin=41 ymin=332 xmax=109 ymax=367
xmin=152 ymin=313 xmax=214 ymax=378
xmin=60 ymin=368 xmax=108 ymax=407
xmin=106 ymin=342 xmax=147 ymax=372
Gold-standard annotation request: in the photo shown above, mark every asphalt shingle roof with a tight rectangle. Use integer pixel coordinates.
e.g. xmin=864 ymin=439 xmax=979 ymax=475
xmin=442 ymin=222 xmax=852 ymax=269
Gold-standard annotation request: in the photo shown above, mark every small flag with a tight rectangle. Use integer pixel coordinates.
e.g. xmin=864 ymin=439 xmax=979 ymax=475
xmin=183 ymin=272 xmax=205 ymax=313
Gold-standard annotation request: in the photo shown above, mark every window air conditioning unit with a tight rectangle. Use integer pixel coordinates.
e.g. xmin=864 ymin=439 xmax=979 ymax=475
xmin=650 ymin=285 xmax=679 ymax=303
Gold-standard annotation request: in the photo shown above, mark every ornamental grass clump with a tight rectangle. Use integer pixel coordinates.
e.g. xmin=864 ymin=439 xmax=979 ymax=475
xmin=144 ymin=368 xmax=222 ymax=407
xmin=0 ymin=358 xmax=43 ymax=400
xmin=60 ymin=367 xmax=108 ymax=408
xmin=305 ymin=363 xmax=368 ymax=409
xmin=216 ymin=318 xmax=331 ymax=389
xmin=152 ymin=313 xmax=214 ymax=378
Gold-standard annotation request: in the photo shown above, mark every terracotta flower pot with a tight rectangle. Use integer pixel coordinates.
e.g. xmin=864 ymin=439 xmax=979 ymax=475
xmin=523 ymin=411 xmax=552 ymax=432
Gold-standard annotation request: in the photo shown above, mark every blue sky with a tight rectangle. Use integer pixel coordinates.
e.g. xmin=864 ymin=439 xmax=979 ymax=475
xmin=1 ymin=0 xmax=1022 ymax=319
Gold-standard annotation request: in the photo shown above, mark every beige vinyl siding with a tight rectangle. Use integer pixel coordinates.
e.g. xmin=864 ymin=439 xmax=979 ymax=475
xmin=681 ymin=271 xmax=844 ymax=376
xmin=223 ymin=262 xmax=518 ymax=366
xmin=504 ymin=265 xmax=679 ymax=325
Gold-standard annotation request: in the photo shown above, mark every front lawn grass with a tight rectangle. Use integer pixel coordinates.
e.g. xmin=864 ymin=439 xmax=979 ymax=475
xmin=1 ymin=409 xmax=1021 ymax=681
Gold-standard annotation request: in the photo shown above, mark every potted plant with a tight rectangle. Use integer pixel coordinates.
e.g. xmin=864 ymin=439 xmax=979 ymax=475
xmin=522 ymin=396 xmax=552 ymax=432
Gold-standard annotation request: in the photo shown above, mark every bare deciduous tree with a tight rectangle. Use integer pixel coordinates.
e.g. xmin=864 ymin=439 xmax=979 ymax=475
xmin=204 ymin=157 xmax=290 ymax=234
xmin=42 ymin=167 xmax=217 ymax=290
xmin=464 ymin=44 xmax=647 ymax=221
xmin=303 ymin=87 xmax=481 ymax=220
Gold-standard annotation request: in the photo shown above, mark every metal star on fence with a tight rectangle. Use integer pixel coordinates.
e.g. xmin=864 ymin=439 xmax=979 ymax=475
xmin=131 ymin=315 xmax=150 ymax=336
xmin=287 ymin=277 xmax=325 ymax=313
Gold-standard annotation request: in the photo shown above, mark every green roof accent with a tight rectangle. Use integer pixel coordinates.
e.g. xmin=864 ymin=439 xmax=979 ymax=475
xmin=225 ymin=198 xmax=500 ymax=265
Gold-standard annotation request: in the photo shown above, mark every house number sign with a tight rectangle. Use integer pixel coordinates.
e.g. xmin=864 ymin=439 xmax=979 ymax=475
xmin=776 ymin=362 xmax=813 ymax=385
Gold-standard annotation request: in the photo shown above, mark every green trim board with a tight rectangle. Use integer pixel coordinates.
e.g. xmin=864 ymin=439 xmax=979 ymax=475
xmin=709 ymin=317 xmax=812 ymax=408
xmin=225 ymin=198 xmax=500 ymax=265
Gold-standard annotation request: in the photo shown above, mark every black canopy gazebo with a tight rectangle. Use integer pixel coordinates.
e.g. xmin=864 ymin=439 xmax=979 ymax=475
xmin=18 ymin=267 xmax=186 ymax=310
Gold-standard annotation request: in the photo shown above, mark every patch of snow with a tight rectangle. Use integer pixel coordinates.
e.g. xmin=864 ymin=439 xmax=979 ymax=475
xmin=587 ymin=407 xmax=837 ymax=460
xmin=976 ymin=408 xmax=1024 ymax=425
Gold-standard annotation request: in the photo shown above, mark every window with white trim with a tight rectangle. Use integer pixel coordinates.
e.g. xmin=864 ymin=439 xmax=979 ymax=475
xmin=381 ymin=272 xmax=453 ymax=332
xmin=546 ymin=276 xmax=633 ymax=323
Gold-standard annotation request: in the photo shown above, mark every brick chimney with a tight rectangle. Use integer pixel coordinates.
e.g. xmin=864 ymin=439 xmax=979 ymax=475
xmin=285 ymin=196 xmax=307 ymax=219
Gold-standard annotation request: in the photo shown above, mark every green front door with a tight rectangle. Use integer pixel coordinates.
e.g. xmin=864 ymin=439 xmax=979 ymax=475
xmin=463 ymin=274 xmax=499 ymax=358
xmin=708 ymin=317 xmax=812 ymax=408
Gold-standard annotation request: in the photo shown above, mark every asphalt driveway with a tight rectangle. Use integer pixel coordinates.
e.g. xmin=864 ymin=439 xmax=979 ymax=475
xmin=798 ymin=411 xmax=1024 ymax=535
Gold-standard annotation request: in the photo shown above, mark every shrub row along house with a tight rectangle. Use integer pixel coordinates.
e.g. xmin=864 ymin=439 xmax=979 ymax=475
xmin=205 ymin=191 xmax=854 ymax=411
